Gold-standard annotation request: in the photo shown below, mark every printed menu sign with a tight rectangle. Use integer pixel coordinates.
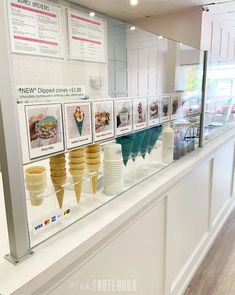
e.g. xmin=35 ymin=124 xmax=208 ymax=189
xmin=64 ymin=102 xmax=92 ymax=149
xmin=67 ymin=9 xmax=106 ymax=62
xmin=8 ymin=0 xmax=62 ymax=58
xmin=16 ymin=85 xmax=85 ymax=102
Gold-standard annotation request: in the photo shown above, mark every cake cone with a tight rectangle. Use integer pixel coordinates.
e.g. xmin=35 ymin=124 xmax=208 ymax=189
xmin=54 ymin=185 xmax=64 ymax=209
xmin=29 ymin=192 xmax=43 ymax=206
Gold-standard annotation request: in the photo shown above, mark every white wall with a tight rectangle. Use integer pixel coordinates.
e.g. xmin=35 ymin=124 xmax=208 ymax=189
xmin=134 ymin=7 xmax=202 ymax=49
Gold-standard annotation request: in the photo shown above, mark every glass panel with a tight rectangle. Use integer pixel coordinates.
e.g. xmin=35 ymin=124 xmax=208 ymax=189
xmin=204 ymin=55 xmax=235 ymax=142
xmin=8 ymin=0 xmax=203 ymax=246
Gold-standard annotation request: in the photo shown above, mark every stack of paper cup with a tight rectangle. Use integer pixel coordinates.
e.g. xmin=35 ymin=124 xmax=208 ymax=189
xmin=68 ymin=148 xmax=86 ymax=203
xmin=25 ymin=166 xmax=47 ymax=206
xmin=86 ymin=144 xmax=101 ymax=194
xmin=50 ymin=154 xmax=66 ymax=209
xmin=103 ymin=143 xmax=123 ymax=195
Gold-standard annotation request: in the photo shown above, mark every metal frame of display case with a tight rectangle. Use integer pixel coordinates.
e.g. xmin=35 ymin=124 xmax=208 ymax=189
xmin=0 ymin=0 xmax=33 ymax=263
xmin=0 ymin=0 xmax=207 ymax=264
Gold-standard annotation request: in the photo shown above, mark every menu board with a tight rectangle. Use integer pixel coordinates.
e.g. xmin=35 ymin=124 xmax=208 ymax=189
xmin=133 ymin=97 xmax=147 ymax=131
xmin=67 ymin=9 xmax=106 ymax=63
xmin=148 ymin=97 xmax=160 ymax=127
xmin=24 ymin=103 xmax=64 ymax=160
xmin=115 ymin=98 xmax=133 ymax=136
xmin=8 ymin=0 xmax=62 ymax=58
xmin=92 ymin=100 xmax=114 ymax=142
xmin=64 ymin=102 xmax=92 ymax=149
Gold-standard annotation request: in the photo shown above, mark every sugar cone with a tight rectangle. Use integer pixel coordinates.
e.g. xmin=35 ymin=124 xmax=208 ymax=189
xmin=91 ymin=173 xmax=98 ymax=194
xmin=73 ymin=176 xmax=82 ymax=203
xmin=54 ymin=184 xmax=64 ymax=209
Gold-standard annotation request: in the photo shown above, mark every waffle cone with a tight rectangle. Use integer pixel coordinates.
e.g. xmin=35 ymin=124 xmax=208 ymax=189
xmin=50 ymin=162 xmax=66 ymax=170
xmin=54 ymin=185 xmax=64 ymax=209
xmin=50 ymin=170 xmax=66 ymax=177
xmin=50 ymin=155 xmax=65 ymax=163
xmin=72 ymin=177 xmax=83 ymax=203
xmin=51 ymin=175 xmax=66 ymax=185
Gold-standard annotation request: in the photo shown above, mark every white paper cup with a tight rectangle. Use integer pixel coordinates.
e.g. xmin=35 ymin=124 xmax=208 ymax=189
xmin=104 ymin=143 xmax=122 ymax=161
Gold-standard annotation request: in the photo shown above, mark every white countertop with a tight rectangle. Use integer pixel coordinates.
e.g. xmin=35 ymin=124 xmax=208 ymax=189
xmin=0 ymin=129 xmax=234 ymax=295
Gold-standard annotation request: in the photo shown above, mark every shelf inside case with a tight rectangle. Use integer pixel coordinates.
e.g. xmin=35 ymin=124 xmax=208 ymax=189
xmin=23 ymin=142 xmax=169 ymax=247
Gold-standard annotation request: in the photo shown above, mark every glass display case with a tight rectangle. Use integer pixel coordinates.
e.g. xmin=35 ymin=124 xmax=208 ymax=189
xmin=0 ymin=0 xmax=204 ymax=262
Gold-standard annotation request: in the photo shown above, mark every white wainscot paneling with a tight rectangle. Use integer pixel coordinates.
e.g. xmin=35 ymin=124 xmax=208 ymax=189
xmin=165 ymin=160 xmax=210 ymax=295
xmin=211 ymin=141 xmax=234 ymax=228
xmin=47 ymin=199 xmax=166 ymax=295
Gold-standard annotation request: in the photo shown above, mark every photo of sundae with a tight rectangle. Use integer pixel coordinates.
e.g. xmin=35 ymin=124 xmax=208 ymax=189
xmin=74 ymin=105 xmax=85 ymax=135
xmin=138 ymin=102 xmax=144 ymax=123
xmin=149 ymin=101 xmax=159 ymax=119
xmin=92 ymin=100 xmax=114 ymax=142
xmin=161 ymin=96 xmax=170 ymax=121
xmin=172 ymin=97 xmax=179 ymax=115
xmin=35 ymin=116 xmax=57 ymax=139
xmin=95 ymin=111 xmax=110 ymax=132
xmin=25 ymin=104 xmax=64 ymax=159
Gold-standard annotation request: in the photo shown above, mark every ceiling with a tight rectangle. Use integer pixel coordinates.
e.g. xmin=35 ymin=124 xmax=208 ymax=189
xmin=68 ymin=0 xmax=235 ymax=33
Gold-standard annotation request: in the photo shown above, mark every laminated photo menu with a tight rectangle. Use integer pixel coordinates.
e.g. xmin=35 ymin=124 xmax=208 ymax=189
xmin=171 ymin=94 xmax=180 ymax=120
xmin=161 ymin=95 xmax=171 ymax=122
xmin=133 ymin=97 xmax=147 ymax=131
xmin=92 ymin=100 xmax=114 ymax=142
xmin=24 ymin=103 xmax=64 ymax=160
xmin=64 ymin=101 xmax=92 ymax=149
xmin=148 ymin=97 xmax=160 ymax=127
xmin=115 ymin=98 xmax=133 ymax=136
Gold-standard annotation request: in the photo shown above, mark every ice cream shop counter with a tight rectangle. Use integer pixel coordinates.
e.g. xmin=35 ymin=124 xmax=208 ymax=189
xmin=0 ymin=128 xmax=235 ymax=295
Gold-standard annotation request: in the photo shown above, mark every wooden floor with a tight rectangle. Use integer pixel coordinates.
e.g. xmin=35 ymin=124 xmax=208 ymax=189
xmin=185 ymin=209 xmax=235 ymax=295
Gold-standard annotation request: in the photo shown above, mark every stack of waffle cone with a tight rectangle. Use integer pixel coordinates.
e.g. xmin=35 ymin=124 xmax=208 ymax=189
xmin=86 ymin=144 xmax=101 ymax=194
xmin=68 ymin=148 xmax=86 ymax=203
xmin=50 ymin=154 xmax=66 ymax=209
